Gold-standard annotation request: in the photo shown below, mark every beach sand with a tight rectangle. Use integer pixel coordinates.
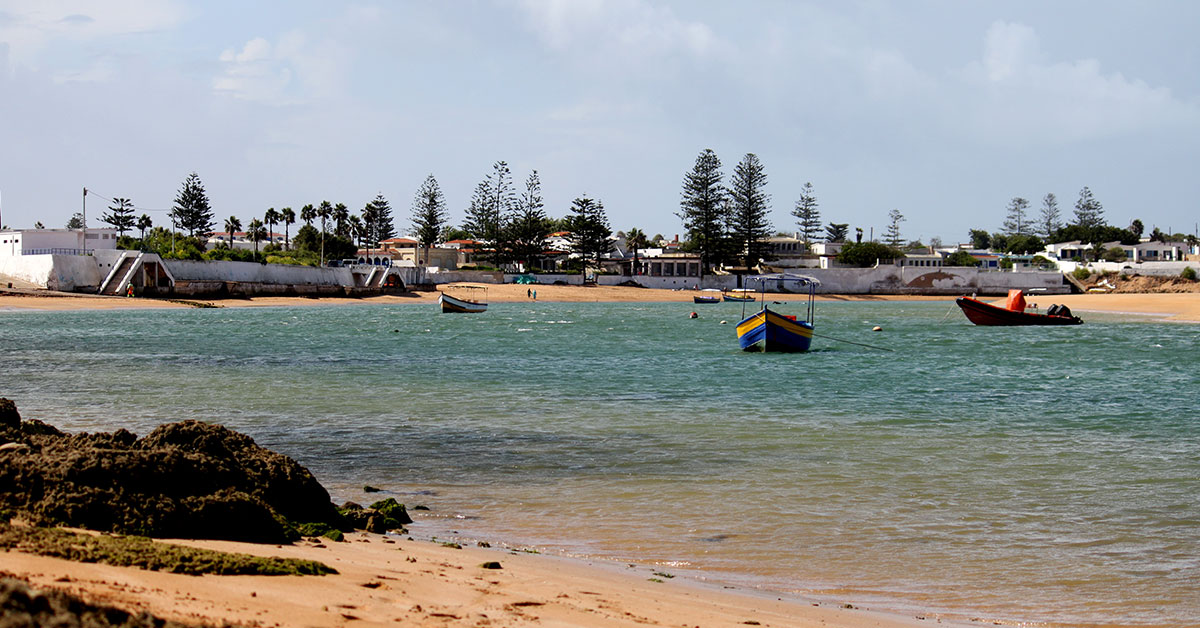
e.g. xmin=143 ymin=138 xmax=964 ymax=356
xmin=3 ymin=283 xmax=1199 ymax=321
xmin=4 ymin=530 xmax=943 ymax=628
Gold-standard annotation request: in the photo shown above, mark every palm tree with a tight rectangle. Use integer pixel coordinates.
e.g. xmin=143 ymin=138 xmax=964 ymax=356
xmin=317 ymin=200 xmax=333 ymax=265
xmin=224 ymin=216 xmax=242 ymax=249
xmin=347 ymin=215 xmax=365 ymax=250
xmin=264 ymin=207 xmax=281 ymax=246
xmin=626 ymin=227 xmax=649 ymax=276
xmin=333 ymin=203 xmax=350 ymax=238
xmin=300 ymin=203 xmax=316 ymax=227
xmin=281 ymin=207 xmax=295 ymax=249
xmin=137 ymin=214 xmax=153 ymax=241
xmin=245 ymin=218 xmax=267 ymax=257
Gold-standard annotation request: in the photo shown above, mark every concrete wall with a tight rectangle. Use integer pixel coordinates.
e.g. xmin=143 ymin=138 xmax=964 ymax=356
xmin=427 ymin=270 xmax=505 ymax=284
xmin=0 ymin=254 xmax=106 ymax=291
xmin=1060 ymin=260 xmax=1199 ymax=277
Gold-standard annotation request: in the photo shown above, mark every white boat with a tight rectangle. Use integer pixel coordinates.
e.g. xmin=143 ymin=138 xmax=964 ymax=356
xmin=438 ymin=287 xmax=488 ymax=313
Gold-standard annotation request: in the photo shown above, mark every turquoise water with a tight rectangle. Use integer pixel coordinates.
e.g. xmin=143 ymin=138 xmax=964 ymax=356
xmin=2 ymin=301 xmax=1197 ymax=627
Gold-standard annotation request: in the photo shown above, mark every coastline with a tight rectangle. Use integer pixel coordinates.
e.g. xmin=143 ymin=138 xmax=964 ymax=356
xmin=4 ymin=529 xmax=954 ymax=628
xmin=3 ymin=283 xmax=1199 ymax=321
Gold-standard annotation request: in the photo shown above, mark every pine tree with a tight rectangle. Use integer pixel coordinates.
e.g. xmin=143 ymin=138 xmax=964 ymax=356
xmin=1038 ymin=193 xmax=1062 ymax=240
xmin=361 ymin=194 xmax=395 ymax=246
xmin=463 ymin=161 xmax=516 ymax=266
xmin=411 ymin=174 xmax=448 ymax=248
xmin=884 ymin=209 xmax=905 ymax=247
xmin=824 ymin=222 xmax=849 ymax=243
xmin=792 ymin=182 xmax=822 ymax=247
xmin=727 ymin=153 xmax=773 ymax=270
xmin=1002 ymin=197 xmax=1031 ymax=236
xmin=565 ymin=195 xmax=614 ymax=272
xmin=1072 ymin=186 xmax=1105 ymax=229
xmin=677 ymin=148 xmax=728 ymax=277
xmin=508 ymin=170 xmax=550 ymax=270
xmin=171 ymin=172 xmax=214 ymax=238
xmin=102 ymin=197 xmax=136 ymax=236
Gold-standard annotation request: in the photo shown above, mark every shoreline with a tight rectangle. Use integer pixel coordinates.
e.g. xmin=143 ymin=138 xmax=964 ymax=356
xmin=3 ymin=284 xmax=1199 ymax=321
xmin=3 ymin=528 xmax=966 ymax=628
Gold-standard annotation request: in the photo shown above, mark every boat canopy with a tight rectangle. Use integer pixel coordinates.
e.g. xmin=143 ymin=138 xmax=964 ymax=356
xmin=1005 ymin=289 xmax=1026 ymax=312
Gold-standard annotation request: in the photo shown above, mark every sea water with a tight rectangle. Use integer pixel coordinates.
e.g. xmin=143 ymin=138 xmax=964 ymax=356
xmin=1 ymin=301 xmax=1197 ymax=627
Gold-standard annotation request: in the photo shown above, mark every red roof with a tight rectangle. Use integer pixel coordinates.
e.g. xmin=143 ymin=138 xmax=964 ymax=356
xmin=380 ymin=237 xmax=418 ymax=244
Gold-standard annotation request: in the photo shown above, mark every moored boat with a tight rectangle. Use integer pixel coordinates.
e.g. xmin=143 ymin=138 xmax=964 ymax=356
xmin=723 ymin=288 xmax=756 ymax=302
xmin=735 ymin=274 xmax=819 ymax=352
xmin=955 ymin=290 xmax=1081 ymax=326
xmin=694 ymin=289 xmax=721 ymax=304
xmin=439 ymin=286 xmax=488 ymax=313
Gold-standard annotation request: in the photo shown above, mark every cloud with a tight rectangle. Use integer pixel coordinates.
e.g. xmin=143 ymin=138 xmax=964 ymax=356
xmin=958 ymin=21 xmax=1200 ymax=144
xmin=0 ymin=0 xmax=184 ymax=74
xmin=516 ymin=0 xmax=724 ymax=64
xmin=214 ymin=36 xmax=297 ymax=103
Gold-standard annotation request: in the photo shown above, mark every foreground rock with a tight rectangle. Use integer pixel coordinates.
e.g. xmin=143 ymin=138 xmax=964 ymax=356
xmin=0 ymin=399 xmax=348 ymax=544
xmin=0 ymin=576 xmax=198 ymax=628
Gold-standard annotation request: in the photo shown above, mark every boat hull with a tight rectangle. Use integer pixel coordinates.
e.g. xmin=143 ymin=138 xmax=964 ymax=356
xmin=439 ymin=292 xmax=488 ymax=313
xmin=723 ymin=295 xmax=755 ymax=302
xmin=955 ymin=297 xmax=1081 ymax=326
xmin=694 ymin=295 xmax=720 ymax=304
xmin=736 ymin=308 xmax=814 ymax=352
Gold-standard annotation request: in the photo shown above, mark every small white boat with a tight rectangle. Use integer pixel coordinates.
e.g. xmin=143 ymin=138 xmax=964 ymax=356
xmin=438 ymin=286 xmax=488 ymax=313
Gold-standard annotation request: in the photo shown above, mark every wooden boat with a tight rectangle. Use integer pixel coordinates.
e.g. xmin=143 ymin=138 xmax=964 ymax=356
xmin=735 ymin=274 xmax=819 ymax=352
xmin=694 ymin=289 xmax=721 ymax=304
xmin=723 ymin=288 xmax=756 ymax=302
xmin=438 ymin=286 xmax=488 ymax=313
xmin=955 ymin=290 xmax=1081 ymax=326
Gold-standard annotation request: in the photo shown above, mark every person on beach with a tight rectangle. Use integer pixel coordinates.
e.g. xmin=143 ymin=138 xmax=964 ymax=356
xmin=126 ymin=282 xmax=135 ymax=297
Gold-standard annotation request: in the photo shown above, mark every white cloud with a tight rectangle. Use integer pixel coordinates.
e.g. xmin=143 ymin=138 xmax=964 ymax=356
xmin=959 ymin=21 xmax=1200 ymax=144
xmin=0 ymin=0 xmax=184 ymax=74
xmin=516 ymin=0 xmax=723 ymax=62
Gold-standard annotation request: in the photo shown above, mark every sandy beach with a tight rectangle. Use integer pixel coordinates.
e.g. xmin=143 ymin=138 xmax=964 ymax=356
xmin=5 ymin=529 xmax=944 ymax=628
xmin=3 ymin=283 xmax=1199 ymax=322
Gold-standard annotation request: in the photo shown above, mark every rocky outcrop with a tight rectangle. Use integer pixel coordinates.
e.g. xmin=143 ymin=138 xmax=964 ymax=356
xmin=0 ymin=399 xmax=348 ymax=544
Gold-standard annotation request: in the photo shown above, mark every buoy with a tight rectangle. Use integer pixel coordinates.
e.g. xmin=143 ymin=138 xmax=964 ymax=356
xmin=872 ymin=325 xmax=882 ymax=332
xmin=689 ymin=312 xmax=698 ymax=319
xmin=720 ymin=320 xmax=727 ymax=325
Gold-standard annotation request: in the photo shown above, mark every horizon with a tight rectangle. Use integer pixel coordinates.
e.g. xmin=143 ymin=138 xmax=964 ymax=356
xmin=2 ymin=1 xmax=1198 ymax=242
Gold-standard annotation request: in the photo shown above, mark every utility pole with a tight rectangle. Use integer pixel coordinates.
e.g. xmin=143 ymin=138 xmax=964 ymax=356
xmin=82 ymin=187 xmax=88 ymax=253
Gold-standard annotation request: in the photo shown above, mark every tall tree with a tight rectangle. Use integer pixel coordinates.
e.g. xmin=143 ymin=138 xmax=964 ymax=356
xmin=565 ymin=195 xmax=614 ymax=272
xmin=1002 ymin=197 xmax=1031 ymax=236
xmin=317 ymin=201 xmax=333 ymax=265
xmin=136 ymin=214 xmax=152 ymax=241
xmin=102 ymin=197 xmax=136 ymax=236
xmin=347 ymin=214 xmax=365 ymax=250
xmin=677 ymin=148 xmax=728 ymax=277
xmin=299 ymin=203 xmax=316 ymax=227
xmin=824 ymin=222 xmax=849 ymax=243
xmin=792 ymin=182 xmax=822 ymax=247
xmin=1129 ymin=218 xmax=1144 ymax=239
xmin=66 ymin=212 xmax=85 ymax=229
xmin=463 ymin=161 xmax=517 ymax=265
xmin=507 ymin=170 xmax=550 ymax=271
xmin=969 ymin=229 xmax=991 ymax=249
xmin=245 ymin=218 xmax=267 ymax=256
xmin=884 ymin=209 xmax=905 ymax=247
xmin=223 ymin=216 xmax=242 ymax=248
xmin=1072 ymin=186 xmax=1105 ymax=229
xmin=1038 ymin=193 xmax=1062 ymax=240
xmin=280 ymin=207 xmax=295 ymax=249
xmin=171 ymin=172 xmax=214 ymax=238
xmin=362 ymin=194 xmax=395 ymax=247
xmin=626 ymin=227 xmax=649 ymax=276
xmin=727 ymin=153 xmax=773 ymax=270
xmin=411 ymin=174 xmax=448 ymax=254
xmin=332 ymin=203 xmax=350 ymax=238
xmin=264 ymin=208 xmax=280 ymax=245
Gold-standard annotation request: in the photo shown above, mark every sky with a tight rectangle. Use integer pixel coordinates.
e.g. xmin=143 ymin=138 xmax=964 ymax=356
xmin=2 ymin=0 xmax=1199 ymax=244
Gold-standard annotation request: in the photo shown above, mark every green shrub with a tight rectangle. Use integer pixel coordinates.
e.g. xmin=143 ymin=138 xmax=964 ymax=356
xmin=1072 ymin=267 xmax=1092 ymax=280
xmin=1182 ymin=266 xmax=1197 ymax=281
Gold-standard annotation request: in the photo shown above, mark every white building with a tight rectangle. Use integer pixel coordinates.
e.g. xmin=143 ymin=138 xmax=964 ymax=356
xmin=1 ymin=227 xmax=120 ymax=257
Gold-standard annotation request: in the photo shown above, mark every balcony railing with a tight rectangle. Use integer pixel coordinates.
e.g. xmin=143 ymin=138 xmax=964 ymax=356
xmin=21 ymin=248 xmax=93 ymax=256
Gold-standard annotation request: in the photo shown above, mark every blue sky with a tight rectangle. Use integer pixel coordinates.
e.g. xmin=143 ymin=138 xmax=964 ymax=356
xmin=2 ymin=0 xmax=1198 ymax=243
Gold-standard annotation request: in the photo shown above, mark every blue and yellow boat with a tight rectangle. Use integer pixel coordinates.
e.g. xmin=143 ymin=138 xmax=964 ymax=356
xmin=735 ymin=274 xmax=819 ymax=352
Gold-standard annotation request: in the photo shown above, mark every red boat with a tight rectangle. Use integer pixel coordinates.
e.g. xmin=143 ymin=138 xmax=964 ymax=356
xmin=955 ymin=290 xmax=1082 ymax=326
